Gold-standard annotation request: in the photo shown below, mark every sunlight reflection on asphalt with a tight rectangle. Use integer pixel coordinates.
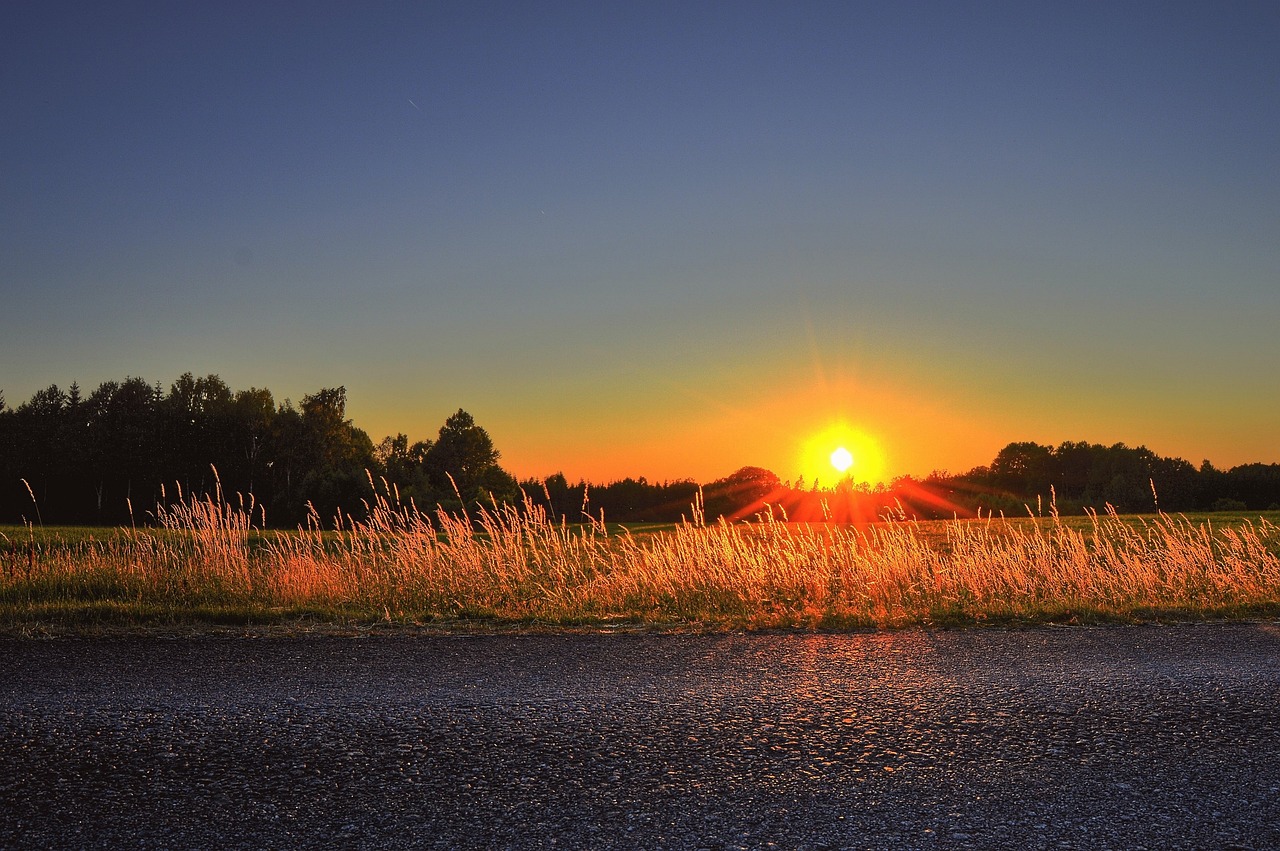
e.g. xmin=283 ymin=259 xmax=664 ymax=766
xmin=2 ymin=625 xmax=1279 ymax=849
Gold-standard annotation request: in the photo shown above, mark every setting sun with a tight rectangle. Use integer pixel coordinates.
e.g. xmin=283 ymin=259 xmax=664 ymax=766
xmin=798 ymin=424 xmax=887 ymax=487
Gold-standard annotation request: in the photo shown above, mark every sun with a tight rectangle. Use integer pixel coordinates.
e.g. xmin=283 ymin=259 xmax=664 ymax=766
xmin=798 ymin=424 xmax=886 ymax=487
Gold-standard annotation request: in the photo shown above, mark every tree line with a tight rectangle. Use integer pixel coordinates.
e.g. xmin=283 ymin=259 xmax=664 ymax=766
xmin=0 ymin=374 xmax=515 ymax=527
xmin=2 ymin=375 xmax=1277 ymax=526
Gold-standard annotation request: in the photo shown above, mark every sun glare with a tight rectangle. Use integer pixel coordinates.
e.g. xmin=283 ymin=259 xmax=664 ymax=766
xmin=799 ymin=424 xmax=886 ymax=487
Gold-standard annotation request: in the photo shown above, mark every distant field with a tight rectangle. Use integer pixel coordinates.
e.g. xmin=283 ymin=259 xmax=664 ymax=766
xmin=2 ymin=501 xmax=1279 ymax=634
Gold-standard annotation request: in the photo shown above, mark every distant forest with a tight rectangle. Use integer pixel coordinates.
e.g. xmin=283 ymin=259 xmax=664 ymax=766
xmin=2 ymin=374 xmax=1278 ymax=527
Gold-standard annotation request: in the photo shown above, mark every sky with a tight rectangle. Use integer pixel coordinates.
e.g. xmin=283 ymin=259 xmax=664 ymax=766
xmin=3 ymin=1 xmax=1278 ymax=486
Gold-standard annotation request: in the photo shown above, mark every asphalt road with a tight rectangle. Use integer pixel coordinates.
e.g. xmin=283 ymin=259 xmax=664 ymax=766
xmin=2 ymin=625 xmax=1279 ymax=850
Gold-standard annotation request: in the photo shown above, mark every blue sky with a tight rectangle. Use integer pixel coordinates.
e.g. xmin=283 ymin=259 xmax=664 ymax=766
xmin=3 ymin=2 xmax=1278 ymax=483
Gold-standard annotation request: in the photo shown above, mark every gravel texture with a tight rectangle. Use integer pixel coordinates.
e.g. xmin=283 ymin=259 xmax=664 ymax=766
xmin=2 ymin=624 xmax=1279 ymax=849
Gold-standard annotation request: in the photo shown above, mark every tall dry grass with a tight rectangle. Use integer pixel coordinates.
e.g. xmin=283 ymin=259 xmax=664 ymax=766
xmin=3 ymin=478 xmax=1279 ymax=629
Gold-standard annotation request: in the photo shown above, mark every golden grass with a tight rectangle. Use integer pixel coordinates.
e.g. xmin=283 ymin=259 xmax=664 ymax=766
xmin=3 ymin=481 xmax=1279 ymax=631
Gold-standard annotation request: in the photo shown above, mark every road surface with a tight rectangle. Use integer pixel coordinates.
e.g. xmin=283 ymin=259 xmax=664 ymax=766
xmin=2 ymin=625 xmax=1279 ymax=849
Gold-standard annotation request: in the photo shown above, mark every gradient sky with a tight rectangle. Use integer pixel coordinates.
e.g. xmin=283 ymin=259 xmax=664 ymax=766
xmin=3 ymin=2 xmax=1278 ymax=485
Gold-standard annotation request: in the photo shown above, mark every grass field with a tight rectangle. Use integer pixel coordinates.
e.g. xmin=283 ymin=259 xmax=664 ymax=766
xmin=2 ymin=491 xmax=1279 ymax=634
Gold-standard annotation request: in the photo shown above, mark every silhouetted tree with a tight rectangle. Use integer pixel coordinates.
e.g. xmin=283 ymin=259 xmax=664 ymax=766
xmin=230 ymin=387 xmax=277 ymax=496
xmin=704 ymin=466 xmax=783 ymax=519
xmin=1225 ymin=464 xmax=1280 ymax=510
xmin=1198 ymin=460 xmax=1229 ymax=508
xmin=9 ymin=385 xmax=69 ymax=517
xmin=990 ymin=442 xmax=1055 ymax=498
xmin=81 ymin=377 xmax=162 ymax=521
xmin=424 ymin=409 xmax=517 ymax=510
xmin=157 ymin=373 xmax=237 ymax=498
xmin=527 ymin=472 xmax=587 ymax=521
xmin=376 ymin=432 xmax=434 ymax=508
xmin=294 ymin=387 xmax=376 ymax=524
